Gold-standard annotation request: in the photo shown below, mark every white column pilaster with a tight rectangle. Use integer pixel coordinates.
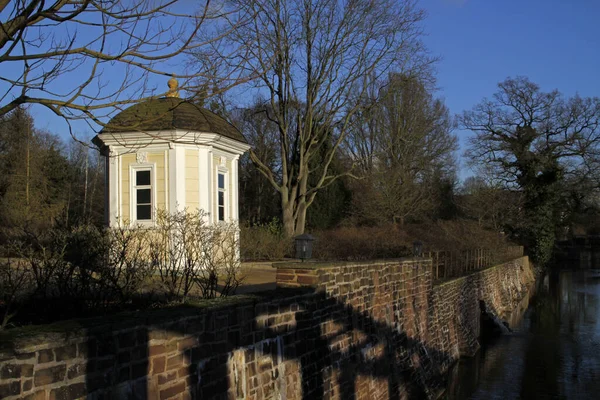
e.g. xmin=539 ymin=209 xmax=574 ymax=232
xmin=207 ymin=147 xmax=214 ymax=222
xmin=108 ymin=151 xmax=119 ymax=227
xmin=198 ymin=147 xmax=210 ymax=221
xmin=169 ymin=145 xmax=187 ymax=213
xmin=232 ymin=156 xmax=239 ymax=221
xmin=174 ymin=145 xmax=186 ymax=211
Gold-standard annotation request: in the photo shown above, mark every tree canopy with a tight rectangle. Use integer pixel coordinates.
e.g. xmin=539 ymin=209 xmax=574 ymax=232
xmin=344 ymin=74 xmax=457 ymax=225
xmin=0 ymin=0 xmax=249 ymax=138
xmin=0 ymin=107 xmax=103 ymax=240
xmin=462 ymin=76 xmax=600 ymax=264
xmin=210 ymin=0 xmax=431 ymax=236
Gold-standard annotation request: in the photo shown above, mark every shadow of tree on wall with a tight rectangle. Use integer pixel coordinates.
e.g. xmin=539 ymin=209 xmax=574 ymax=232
xmin=82 ymin=286 xmax=454 ymax=400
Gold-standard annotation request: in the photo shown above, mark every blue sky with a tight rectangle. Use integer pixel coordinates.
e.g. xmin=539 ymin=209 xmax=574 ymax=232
xmin=15 ymin=0 xmax=600 ymax=179
xmin=421 ymin=0 xmax=600 ymax=177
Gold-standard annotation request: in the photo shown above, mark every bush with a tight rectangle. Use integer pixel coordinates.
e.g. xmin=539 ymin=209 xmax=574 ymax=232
xmin=312 ymin=225 xmax=412 ymax=261
xmin=149 ymin=209 xmax=244 ymax=300
xmin=0 ymin=209 xmax=245 ymax=329
xmin=309 ymin=220 xmax=513 ymax=261
xmin=0 ymin=258 xmax=32 ymax=329
xmin=403 ymin=219 xmax=511 ymax=252
xmin=238 ymin=219 xmax=514 ymax=262
xmin=240 ymin=219 xmax=292 ymax=261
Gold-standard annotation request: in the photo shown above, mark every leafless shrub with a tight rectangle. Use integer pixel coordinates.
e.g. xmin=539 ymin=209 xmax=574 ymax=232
xmin=0 ymin=258 xmax=32 ymax=330
xmin=149 ymin=210 xmax=202 ymax=300
xmin=197 ymin=221 xmax=244 ymax=298
xmin=149 ymin=209 xmax=244 ymax=300
xmin=9 ymin=224 xmax=154 ymax=313
xmin=104 ymin=225 xmax=154 ymax=303
xmin=15 ymin=230 xmax=70 ymax=299
xmin=0 ymin=210 xmax=244 ymax=328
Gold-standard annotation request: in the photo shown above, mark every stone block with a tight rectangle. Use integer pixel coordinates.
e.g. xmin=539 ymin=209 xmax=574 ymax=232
xmin=34 ymin=365 xmax=66 ymax=387
xmin=67 ymin=363 xmax=86 ymax=380
xmin=96 ymin=334 xmax=118 ymax=357
xmin=177 ymin=337 xmax=197 ymax=351
xmin=49 ymin=382 xmax=86 ymax=400
xmin=158 ymin=371 xmax=177 ymax=385
xmin=166 ymin=354 xmax=184 ymax=370
xmin=77 ymin=342 xmax=90 ymax=358
xmin=0 ymin=363 xmax=22 ymax=379
xmin=37 ymin=349 xmax=54 ymax=364
xmin=160 ymin=381 xmax=186 ymax=400
xmin=117 ymin=366 xmax=131 ymax=383
xmin=23 ymin=390 xmax=46 ymax=400
xmin=54 ymin=344 xmax=77 ymax=362
xmin=149 ymin=345 xmax=167 ymax=356
xmin=297 ymin=275 xmax=318 ymax=286
xmin=118 ymin=350 xmax=131 ymax=363
xmin=276 ymin=273 xmax=295 ymax=281
xmin=16 ymin=352 xmax=35 ymax=361
xmin=151 ymin=356 xmax=166 ymax=374
xmin=0 ymin=381 xmax=20 ymax=398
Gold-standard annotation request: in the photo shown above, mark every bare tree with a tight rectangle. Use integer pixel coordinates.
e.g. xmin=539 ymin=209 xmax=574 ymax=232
xmin=345 ymin=74 xmax=457 ymax=225
xmin=0 ymin=0 xmax=249 ymax=139
xmin=211 ymin=0 xmax=430 ymax=236
xmin=233 ymin=99 xmax=283 ymax=224
xmin=458 ymin=176 xmax=523 ymax=231
xmin=461 ymin=76 xmax=600 ymax=264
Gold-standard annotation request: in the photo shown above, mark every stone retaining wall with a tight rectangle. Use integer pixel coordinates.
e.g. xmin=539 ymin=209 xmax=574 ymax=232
xmin=0 ymin=256 xmax=533 ymax=400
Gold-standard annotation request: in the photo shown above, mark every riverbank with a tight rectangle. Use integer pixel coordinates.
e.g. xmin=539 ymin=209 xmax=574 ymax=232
xmin=445 ymin=268 xmax=600 ymax=400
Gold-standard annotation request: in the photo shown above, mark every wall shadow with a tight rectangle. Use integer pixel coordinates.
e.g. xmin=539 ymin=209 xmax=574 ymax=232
xmin=81 ymin=285 xmax=454 ymax=400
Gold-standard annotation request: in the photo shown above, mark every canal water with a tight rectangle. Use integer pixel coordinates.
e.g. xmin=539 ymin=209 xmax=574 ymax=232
xmin=445 ymin=269 xmax=600 ymax=400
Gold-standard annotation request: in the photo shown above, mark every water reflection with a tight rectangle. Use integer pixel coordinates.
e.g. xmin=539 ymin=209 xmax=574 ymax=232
xmin=445 ymin=269 xmax=600 ymax=400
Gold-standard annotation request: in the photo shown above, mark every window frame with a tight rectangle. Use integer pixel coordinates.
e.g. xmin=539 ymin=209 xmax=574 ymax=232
xmin=130 ymin=164 xmax=156 ymax=226
xmin=216 ymin=169 xmax=228 ymax=222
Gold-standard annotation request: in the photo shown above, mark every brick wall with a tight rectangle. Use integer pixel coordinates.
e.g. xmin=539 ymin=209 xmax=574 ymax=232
xmin=0 ymin=256 xmax=534 ymax=400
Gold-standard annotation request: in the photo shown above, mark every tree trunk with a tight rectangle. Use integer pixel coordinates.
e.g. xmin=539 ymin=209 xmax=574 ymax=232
xmin=25 ymin=123 xmax=30 ymax=208
xmin=83 ymin=149 xmax=89 ymax=218
xmin=295 ymin=199 xmax=307 ymax=236
xmin=282 ymin=197 xmax=295 ymax=238
xmin=293 ymin=169 xmax=310 ymax=235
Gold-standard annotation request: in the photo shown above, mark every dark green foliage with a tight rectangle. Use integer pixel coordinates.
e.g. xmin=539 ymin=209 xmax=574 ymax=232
xmin=0 ymin=107 xmax=104 ymax=243
xmin=306 ymin=131 xmax=352 ymax=230
xmin=239 ymin=153 xmax=281 ymax=224
xmin=306 ymin=177 xmax=351 ymax=230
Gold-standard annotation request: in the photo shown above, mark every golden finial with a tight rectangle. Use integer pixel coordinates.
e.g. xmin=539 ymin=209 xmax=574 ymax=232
xmin=166 ymin=75 xmax=180 ymax=98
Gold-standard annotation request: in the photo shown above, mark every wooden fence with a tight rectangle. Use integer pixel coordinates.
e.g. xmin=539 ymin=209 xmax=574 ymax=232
xmin=423 ymin=245 xmax=524 ymax=281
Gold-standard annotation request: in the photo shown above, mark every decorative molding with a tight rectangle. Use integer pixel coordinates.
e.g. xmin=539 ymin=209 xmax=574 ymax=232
xmin=219 ymin=156 xmax=227 ymax=167
xmin=136 ymin=152 xmax=148 ymax=164
xmin=95 ymin=131 xmax=251 ymax=155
